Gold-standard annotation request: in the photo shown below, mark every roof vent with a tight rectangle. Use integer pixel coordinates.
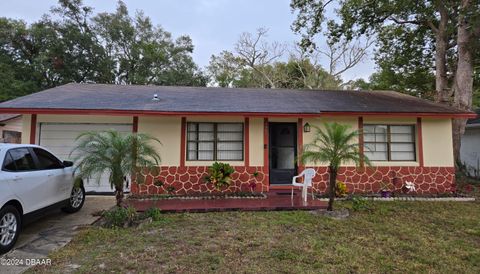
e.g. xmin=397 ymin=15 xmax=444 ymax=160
xmin=152 ymin=94 xmax=160 ymax=101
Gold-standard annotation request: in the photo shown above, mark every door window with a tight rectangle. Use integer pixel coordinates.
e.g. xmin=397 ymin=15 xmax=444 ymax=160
xmin=7 ymin=148 xmax=36 ymax=171
xmin=33 ymin=148 xmax=64 ymax=169
xmin=3 ymin=152 xmax=16 ymax=171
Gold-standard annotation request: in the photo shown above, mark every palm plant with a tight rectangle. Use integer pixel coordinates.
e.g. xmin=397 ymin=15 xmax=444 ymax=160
xmin=71 ymin=130 xmax=161 ymax=207
xmin=301 ymin=122 xmax=368 ymax=211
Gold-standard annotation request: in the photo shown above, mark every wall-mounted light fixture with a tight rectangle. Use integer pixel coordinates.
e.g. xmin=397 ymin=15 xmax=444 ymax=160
xmin=303 ymin=122 xmax=311 ymax=133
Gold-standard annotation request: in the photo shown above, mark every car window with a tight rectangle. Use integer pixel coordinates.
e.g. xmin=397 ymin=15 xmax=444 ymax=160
xmin=8 ymin=148 xmax=36 ymax=171
xmin=33 ymin=148 xmax=64 ymax=169
xmin=3 ymin=152 xmax=16 ymax=171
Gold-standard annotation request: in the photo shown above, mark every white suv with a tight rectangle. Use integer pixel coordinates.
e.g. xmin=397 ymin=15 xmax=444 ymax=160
xmin=0 ymin=144 xmax=85 ymax=254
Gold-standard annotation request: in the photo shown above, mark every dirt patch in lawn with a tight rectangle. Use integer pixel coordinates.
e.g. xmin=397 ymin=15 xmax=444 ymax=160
xmin=28 ymin=201 xmax=480 ymax=274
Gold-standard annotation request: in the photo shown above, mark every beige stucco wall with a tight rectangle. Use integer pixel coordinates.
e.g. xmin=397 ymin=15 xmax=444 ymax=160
xmin=422 ymin=118 xmax=454 ymax=167
xmin=249 ymin=118 xmax=264 ymax=166
xmin=20 ymin=113 xmax=454 ymax=168
xmin=302 ymin=116 xmax=358 ymax=166
xmin=21 ymin=114 xmax=31 ymax=144
xmin=138 ymin=116 xmax=181 ymax=166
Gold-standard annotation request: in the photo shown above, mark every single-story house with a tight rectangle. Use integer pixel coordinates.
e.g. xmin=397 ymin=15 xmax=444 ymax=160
xmin=0 ymin=83 xmax=475 ymax=195
xmin=0 ymin=114 xmax=22 ymax=144
xmin=460 ymin=109 xmax=480 ymax=178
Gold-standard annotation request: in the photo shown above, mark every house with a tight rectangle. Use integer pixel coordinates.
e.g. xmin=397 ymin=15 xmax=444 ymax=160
xmin=460 ymin=109 xmax=480 ymax=178
xmin=0 ymin=114 xmax=22 ymax=144
xmin=0 ymin=83 xmax=475 ymax=195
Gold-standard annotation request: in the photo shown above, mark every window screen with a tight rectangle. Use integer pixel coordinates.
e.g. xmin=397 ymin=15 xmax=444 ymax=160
xmin=364 ymin=125 xmax=416 ymax=161
xmin=187 ymin=122 xmax=244 ymax=161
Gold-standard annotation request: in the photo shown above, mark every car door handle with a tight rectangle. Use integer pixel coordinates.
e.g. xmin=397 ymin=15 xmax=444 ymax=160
xmin=13 ymin=176 xmax=21 ymax=181
xmin=47 ymin=173 xmax=54 ymax=177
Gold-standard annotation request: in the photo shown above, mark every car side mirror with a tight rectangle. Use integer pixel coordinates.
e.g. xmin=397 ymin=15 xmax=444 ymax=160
xmin=63 ymin=160 xmax=74 ymax=168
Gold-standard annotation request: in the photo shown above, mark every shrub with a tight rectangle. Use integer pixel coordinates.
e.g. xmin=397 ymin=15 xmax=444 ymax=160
xmin=144 ymin=207 xmax=162 ymax=221
xmin=103 ymin=206 xmax=138 ymax=227
xmin=154 ymin=179 xmax=164 ymax=187
xmin=204 ymin=162 xmax=235 ymax=190
xmin=335 ymin=181 xmax=348 ymax=197
xmin=166 ymin=186 xmax=176 ymax=193
xmin=350 ymin=196 xmax=371 ymax=211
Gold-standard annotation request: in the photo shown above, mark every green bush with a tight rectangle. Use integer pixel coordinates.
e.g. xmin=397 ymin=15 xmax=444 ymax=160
xmin=350 ymin=196 xmax=371 ymax=211
xmin=204 ymin=162 xmax=235 ymax=190
xmin=103 ymin=206 xmax=138 ymax=227
xmin=144 ymin=207 xmax=162 ymax=221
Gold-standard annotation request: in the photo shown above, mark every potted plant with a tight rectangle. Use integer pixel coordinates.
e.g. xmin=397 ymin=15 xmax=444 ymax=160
xmin=379 ymin=181 xmax=393 ymax=198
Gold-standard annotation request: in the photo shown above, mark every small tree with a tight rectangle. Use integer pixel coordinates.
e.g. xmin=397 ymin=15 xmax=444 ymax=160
xmin=301 ymin=123 xmax=367 ymax=211
xmin=71 ymin=130 xmax=161 ymax=207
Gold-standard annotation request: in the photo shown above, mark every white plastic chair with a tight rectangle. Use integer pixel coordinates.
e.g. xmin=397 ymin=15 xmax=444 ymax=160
xmin=291 ymin=168 xmax=316 ymax=202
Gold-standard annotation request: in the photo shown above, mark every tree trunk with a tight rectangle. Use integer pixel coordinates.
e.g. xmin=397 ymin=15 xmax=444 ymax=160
xmin=452 ymin=0 xmax=474 ymax=164
xmin=434 ymin=3 xmax=450 ymax=103
xmin=327 ymin=166 xmax=337 ymax=211
xmin=115 ymin=183 xmax=124 ymax=207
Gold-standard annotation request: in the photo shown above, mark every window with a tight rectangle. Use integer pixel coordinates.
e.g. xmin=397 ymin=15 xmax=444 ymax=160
xmin=364 ymin=125 xmax=416 ymax=161
xmin=33 ymin=148 xmax=64 ymax=169
xmin=3 ymin=152 xmax=16 ymax=171
xmin=187 ymin=122 xmax=244 ymax=161
xmin=6 ymin=148 xmax=36 ymax=171
xmin=2 ymin=130 xmax=21 ymax=144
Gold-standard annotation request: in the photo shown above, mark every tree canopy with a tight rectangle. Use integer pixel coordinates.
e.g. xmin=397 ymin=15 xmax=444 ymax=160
xmin=292 ymin=0 xmax=480 ymax=161
xmin=0 ymin=0 xmax=206 ymax=101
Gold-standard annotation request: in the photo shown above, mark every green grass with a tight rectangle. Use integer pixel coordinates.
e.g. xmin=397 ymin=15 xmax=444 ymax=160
xmin=29 ymin=201 xmax=480 ymax=274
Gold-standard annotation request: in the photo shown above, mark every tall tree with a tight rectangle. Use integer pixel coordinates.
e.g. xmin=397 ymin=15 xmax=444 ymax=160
xmin=0 ymin=0 xmax=206 ymax=101
xmin=93 ymin=1 xmax=206 ymax=86
xmin=292 ymin=0 xmax=480 ymax=162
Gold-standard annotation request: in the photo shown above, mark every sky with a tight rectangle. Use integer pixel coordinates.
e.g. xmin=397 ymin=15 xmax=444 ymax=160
xmin=0 ymin=0 xmax=376 ymax=81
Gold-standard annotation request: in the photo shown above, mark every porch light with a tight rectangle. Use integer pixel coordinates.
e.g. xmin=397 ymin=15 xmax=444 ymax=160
xmin=303 ymin=122 xmax=311 ymax=133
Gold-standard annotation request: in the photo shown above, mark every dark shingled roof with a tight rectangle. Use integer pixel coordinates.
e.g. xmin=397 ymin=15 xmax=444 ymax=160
xmin=0 ymin=83 xmax=471 ymax=115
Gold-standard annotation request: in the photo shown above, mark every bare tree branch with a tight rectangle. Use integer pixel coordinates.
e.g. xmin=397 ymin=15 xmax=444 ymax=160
xmin=234 ymin=28 xmax=286 ymax=88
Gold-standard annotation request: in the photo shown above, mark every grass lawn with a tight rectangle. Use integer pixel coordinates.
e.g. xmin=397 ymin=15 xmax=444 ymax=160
xmin=29 ymin=200 xmax=480 ymax=274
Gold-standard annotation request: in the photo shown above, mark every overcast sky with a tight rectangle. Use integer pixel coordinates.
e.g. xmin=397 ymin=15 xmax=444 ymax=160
xmin=0 ymin=0 xmax=375 ymax=81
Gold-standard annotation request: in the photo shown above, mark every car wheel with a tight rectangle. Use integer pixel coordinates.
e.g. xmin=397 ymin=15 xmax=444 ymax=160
xmin=62 ymin=186 xmax=85 ymax=213
xmin=0 ymin=205 xmax=21 ymax=255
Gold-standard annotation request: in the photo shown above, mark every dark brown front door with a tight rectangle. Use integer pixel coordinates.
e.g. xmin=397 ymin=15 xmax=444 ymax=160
xmin=269 ymin=123 xmax=297 ymax=185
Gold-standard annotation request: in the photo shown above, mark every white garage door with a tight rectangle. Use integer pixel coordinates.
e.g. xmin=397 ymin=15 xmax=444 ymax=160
xmin=39 ymin=123 xmax=133 ymax=193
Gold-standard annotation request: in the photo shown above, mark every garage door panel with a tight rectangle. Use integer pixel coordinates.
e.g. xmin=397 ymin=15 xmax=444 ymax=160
xmin=39 ymin=123 xmax=133 ymax=193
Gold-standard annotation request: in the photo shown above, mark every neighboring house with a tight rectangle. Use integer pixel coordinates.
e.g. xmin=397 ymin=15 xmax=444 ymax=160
xmin=0 ymin=114 xmax=22 ymax=144
xmin=0 ymin=83 xmax=475 ymax=195
xmin=460 ymin=109 xmax=480 ymax=178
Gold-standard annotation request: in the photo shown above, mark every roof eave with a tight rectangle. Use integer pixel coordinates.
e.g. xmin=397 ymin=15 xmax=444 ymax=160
xmin=0 ymin=108 xmax=476 ymax=119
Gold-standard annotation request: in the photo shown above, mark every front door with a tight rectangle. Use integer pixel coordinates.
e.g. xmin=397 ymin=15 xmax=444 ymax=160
xmin=269 ymin=123 xmax=297 ymax=185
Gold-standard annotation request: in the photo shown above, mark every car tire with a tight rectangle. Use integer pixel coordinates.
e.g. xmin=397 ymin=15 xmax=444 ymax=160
xmin=0 ymin=205 xmax=21 ymax=255
xmin=62 ymin=186 xmax=85 ymax=213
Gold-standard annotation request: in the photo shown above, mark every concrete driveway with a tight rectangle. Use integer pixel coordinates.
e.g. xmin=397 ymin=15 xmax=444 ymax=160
xmin=0 ymin=196 xmax=114 ymax=274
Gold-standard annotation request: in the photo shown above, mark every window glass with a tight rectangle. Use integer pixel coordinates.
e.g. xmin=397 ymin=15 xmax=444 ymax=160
xmin=363 ymin=125 xmax=416 ymax=161
xmin=187 ymin=122 xmax=244 ymax=161
xmin=3 ymin=152 xmax=16 ymax=171
xmin=8 ymin=148 xmax=36 ymax=171
xmin=33 ymin=148 xmax=63 ymax=169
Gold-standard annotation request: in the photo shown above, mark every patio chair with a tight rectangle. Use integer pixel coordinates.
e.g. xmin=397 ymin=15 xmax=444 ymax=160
xmin=291 ymin=168 xmax=316 ymax=202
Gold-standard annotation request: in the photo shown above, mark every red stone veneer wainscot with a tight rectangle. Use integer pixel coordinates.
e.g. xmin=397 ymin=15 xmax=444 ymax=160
xmin=309 ymin=166 xmax=455 ymax=194
xmin=131 ymin=166 xmax=455 ymax=195
xmin=132 ymin=166 xmax=268 ymax=195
